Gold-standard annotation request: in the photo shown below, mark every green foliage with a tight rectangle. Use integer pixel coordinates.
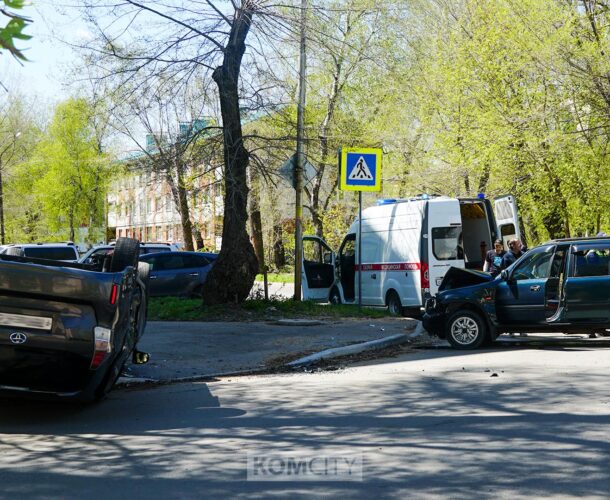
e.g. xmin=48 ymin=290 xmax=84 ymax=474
xmin=13 ymin=98 xmax=111 ymax=243
xmin=255 ymin=273 xmax=294 ymax=283
xmin=371 ymin=0 xmax=610 ymax=243
xmin=148 ymin=296 xmax=390 ymax=321
xmin=0 ymin=0 xmax=31 ymax=60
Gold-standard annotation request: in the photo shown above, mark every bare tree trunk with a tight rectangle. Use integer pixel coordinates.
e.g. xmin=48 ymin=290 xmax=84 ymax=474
xmin=0 ymin=165 xmax=5 ymax=244
xmin=69 ymin=209 xmax=75 ymax=242
xmin=248 ymin=166 xmax=264 ymax=272
xmin=193 ymin=222 xmax=205 ymax=249
xmin=201 ymin=5 xmax=258 ymax=304
xmin=272 ymin=223 xmax=286 ymax=269
xmin=166 ymin=165 xmax=195 ymax=251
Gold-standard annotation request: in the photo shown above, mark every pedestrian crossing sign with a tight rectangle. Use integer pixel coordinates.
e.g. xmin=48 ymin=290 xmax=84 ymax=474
xmin=339 ymin=147 xmax=382 ymax=192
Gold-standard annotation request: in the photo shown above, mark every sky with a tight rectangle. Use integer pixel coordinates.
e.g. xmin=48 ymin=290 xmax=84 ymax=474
xmin=0 ymin=0 xmax=92 ymax=103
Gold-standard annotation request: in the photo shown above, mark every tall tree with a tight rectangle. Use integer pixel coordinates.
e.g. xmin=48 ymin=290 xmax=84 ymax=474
xmin=79 ymin=0 xmax=300 ymax=303
xmin=25 ymin=98 xmax=110 ymax=242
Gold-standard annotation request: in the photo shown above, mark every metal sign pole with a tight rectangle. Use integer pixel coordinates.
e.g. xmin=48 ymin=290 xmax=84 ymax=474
xmin=358 ymin=190 xmax=362 ymax=310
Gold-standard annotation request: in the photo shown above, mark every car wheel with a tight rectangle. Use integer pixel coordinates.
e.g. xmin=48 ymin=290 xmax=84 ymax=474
xmin=110 ymin=238 xmax=140 ymax=272
xmin=329 ymin=287 xmax=341 ymax=305
xmin=387 ymin=290 xmax=402 ymax=316
xmin=446 ymin=310 xmax=487 ymax=350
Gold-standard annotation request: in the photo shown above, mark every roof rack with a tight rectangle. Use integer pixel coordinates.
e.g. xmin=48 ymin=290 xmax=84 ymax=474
xmin=551 ymin=236 xmax=610 ymax=242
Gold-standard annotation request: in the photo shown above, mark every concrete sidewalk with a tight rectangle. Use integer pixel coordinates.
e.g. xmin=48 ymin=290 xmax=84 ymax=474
xmin=122 ymin=318 xmax=419 ymax=383
xmin=250 ymin=281 xmax=295 ymax=299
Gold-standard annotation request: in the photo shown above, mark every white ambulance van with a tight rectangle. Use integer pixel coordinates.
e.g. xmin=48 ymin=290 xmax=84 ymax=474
xmin=301 ymin=194 xmax=521 ymax=315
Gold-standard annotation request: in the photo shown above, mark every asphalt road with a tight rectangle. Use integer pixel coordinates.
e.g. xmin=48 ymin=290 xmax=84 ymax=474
xmin=1 ymin=340 xmax=610 ymax=499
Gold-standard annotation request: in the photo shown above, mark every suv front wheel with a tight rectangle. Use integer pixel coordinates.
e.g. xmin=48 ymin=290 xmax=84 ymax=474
xmin=446 ymin=310 xmax=487 ymax=350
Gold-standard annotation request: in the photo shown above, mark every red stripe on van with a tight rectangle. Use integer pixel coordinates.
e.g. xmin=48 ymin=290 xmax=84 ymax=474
xmin=355 ymin=263 xmax=421 ymax=271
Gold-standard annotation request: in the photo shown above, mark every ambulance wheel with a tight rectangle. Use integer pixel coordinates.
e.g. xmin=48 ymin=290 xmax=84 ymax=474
xmin=386 ymin=290 xmax=402 ymax=316
xmin=446 ymin=310 xmax=487 ymax=350
xmin=329 ymin=287 xmax=341 ymax=305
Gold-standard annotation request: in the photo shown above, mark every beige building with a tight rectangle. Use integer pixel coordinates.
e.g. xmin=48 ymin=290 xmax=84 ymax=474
xmin=107 ymin=167 xmax=223 ymax=250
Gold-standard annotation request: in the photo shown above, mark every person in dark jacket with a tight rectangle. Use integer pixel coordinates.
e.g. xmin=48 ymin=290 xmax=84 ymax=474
xmin=501 ymin=239 xmax=524 ymax=269
xmin=484 ymin=239 xmax=506 ymax=277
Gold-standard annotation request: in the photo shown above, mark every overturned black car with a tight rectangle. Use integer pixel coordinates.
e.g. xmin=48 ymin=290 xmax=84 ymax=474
xmin=0 ymin=238 xmax=149 ymax=402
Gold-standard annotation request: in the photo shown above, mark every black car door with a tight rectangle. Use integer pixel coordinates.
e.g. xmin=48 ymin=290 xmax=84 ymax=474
xmin=550 ymin=243 xmax=610 ymax=325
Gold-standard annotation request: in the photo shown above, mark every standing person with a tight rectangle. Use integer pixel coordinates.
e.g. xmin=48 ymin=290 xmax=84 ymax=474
xmin=501 ymin=239 xmax=524 ymax=269
xmin=484 ymin=239 xmax=506 ymax=277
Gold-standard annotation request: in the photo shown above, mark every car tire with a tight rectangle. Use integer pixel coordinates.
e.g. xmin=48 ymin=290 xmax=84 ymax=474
xmin=446 ymin=310 xmax=487 ymax=350
xmin=329 ymin=287 xmax=341 ymax=305
xmin=110 ymin=238 xmax=140 ymax=272
xmin=387 ymin=290 xmax=402 ymax=316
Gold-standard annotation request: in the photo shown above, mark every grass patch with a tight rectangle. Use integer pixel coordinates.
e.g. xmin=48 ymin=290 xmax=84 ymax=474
xmin=254 ymin=273 xmax=294 ymax=283
xmin=148 ymin=296 xmax=390 ymax=322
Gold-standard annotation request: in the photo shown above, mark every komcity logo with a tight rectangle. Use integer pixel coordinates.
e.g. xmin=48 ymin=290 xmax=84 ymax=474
xmin=247 ymin=453 xmax=363 ymax=481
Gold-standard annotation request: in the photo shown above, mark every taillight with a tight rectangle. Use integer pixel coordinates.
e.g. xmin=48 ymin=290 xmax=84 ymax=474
xmin=90 ymin=326 xmax=112 ymax=370
xmin=110 ymin=284 xmax=118 ymax=305
xmin=421 ymin=261 xmax=430 ymax=290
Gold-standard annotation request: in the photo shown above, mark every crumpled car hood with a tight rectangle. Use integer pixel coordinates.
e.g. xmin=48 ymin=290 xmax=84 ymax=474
xmin=439 ymin=266 xmax=495 ymax=292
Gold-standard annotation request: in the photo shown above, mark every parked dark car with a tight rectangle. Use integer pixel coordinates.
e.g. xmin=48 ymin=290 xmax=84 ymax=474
xmin=0 ymin=242 xmax=80 ymax=262
xmin=79 ymin=241 xmax=179 ymax=264
xmin=139 ymin=251 xmax=217 ymax=297
xmin=0 ymin=238 xmax=148 ymax=401
xmin=423 ymin=237 xmax=610 ymax=349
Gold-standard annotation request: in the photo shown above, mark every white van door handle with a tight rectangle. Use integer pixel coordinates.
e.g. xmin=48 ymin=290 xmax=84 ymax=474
xmin=371 ymin=273 xmax=377 ymax=279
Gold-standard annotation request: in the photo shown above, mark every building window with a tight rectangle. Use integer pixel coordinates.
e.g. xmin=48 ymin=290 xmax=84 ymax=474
xmin=147 ymin=198 xmax=152 ymax=214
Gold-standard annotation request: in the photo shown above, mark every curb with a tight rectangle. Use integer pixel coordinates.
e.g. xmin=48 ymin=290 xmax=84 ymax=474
xmin=287 ymin=332 xmax=411 ymax=367
xmin=116 ymin=367 xmax=270 ymax=387
xmin=273 ymin=319 xmax=325 ymax=326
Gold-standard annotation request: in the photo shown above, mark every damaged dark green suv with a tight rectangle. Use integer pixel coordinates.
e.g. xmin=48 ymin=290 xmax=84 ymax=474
xmin=422 ymin=237 xmax=610 ymax=349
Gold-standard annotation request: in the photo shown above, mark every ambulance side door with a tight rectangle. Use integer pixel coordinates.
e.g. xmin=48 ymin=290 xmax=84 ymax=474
xmin=493 ymin=195 xmax=522 ymax=247
xmin=301 ymin=236 xmax=336 ymax=301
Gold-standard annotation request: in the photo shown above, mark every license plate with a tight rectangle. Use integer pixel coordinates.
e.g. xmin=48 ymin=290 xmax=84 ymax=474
xmin=0 ymin=312 xmax=52 ymax=331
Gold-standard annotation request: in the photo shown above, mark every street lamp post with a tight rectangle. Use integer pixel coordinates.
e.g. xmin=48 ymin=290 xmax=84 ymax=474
xmin=294 ymin=0 xmax=307 ymax=301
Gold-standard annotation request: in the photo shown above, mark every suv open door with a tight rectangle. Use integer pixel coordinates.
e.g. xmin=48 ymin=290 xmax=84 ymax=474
xmin=302 ymin=236 xmax=337 ymax=301
xmin=494 ymin=195 xmax=521 ymax=246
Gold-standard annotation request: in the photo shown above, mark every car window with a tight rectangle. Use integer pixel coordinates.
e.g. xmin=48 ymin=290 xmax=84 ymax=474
xmin=23 ymin=247 xmax=78 ymax=260
xmin=432 ymin=226 xmax=462 ymax=260
xmin=141 ymin=254 xmax=159 ymax=270
xmin=141 ymin=247 xmax=171 ymax=255
xmin=303 ymin=239 xmax=324 ymax=264
xmin=93 ymin=248 xmax=113 ymax=257
xmin=156 ymin=254 xmax=186 ymax=270
xmin=182 ymin=254 xmax=210 ymax=268
xmin=573 ymin=247 xmax=610 ymax=277
xmin=511 ymin=248 xmax=554 ymax=280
